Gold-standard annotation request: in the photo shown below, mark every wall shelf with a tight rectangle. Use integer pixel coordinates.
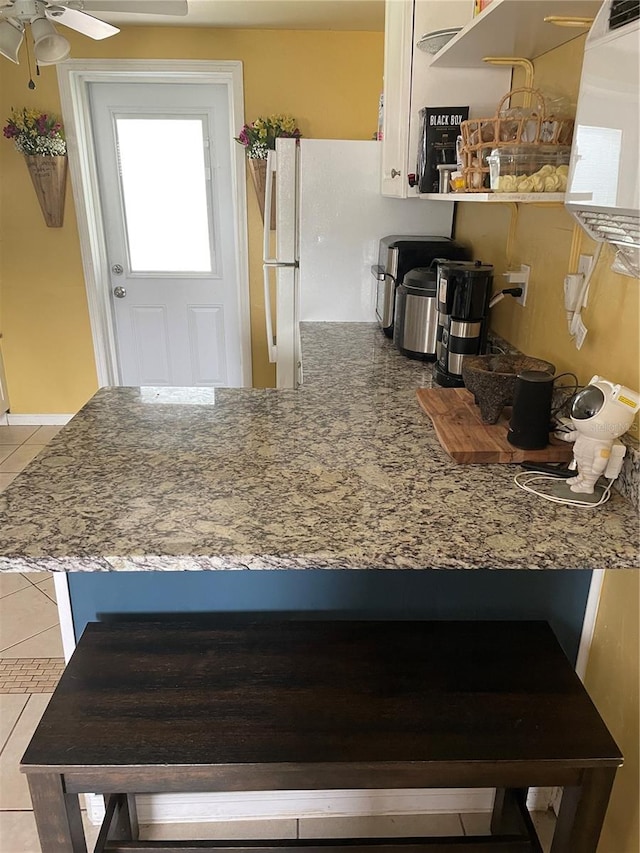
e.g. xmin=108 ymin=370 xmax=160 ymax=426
xmin=430 ymin=0 xmax=601 ymax=67
xmin=419 ymin=192 xmax=565 ymax=203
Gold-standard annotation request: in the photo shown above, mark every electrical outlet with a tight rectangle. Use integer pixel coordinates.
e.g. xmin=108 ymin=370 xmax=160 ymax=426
xmin=516 ymin=264 xmax=530 ymax=306
xmin=564 ymin=273 xmax=584 ymax=312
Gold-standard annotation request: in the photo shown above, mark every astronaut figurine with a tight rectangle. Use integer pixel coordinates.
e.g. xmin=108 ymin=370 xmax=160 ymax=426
xmin=564 ymin=376 xmax=640 ymax=494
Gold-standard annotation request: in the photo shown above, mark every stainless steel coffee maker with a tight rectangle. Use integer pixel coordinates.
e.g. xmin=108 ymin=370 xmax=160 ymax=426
xmin=433 ymin=261 xmax=494 ymax=388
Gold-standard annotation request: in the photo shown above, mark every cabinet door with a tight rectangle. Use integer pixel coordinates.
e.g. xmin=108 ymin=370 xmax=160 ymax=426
xmin=380 ymin=0 xmax=414 ymax=197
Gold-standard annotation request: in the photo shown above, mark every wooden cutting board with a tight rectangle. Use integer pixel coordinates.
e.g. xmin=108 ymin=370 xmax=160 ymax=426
xmin=416 ymin=387 xmax=574 ymax=464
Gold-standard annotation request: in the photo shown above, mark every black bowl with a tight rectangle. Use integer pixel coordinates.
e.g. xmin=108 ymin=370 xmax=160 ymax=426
xmin=462 ymin=354 xmax=555 ymax=424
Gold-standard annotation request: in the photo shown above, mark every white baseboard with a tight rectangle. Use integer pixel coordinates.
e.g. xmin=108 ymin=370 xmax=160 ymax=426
xmin=86 ymin=787 xmax=555 ymax=826
xmin=6 ymin=413 xmax=74 ymax=425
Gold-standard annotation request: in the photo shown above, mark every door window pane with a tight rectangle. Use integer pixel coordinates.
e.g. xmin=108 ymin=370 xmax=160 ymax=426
xmin=116 ymin=118 xmax=212 ymax=273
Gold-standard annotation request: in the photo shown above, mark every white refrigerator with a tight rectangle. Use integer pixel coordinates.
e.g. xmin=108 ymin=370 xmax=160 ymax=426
xmin=262 ymin=139 xmax=455 ymax=388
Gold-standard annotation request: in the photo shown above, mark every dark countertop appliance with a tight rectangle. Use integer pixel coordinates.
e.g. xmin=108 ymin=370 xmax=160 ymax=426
xmin=433 ymin=260 xmax=494 ymax=388
xmin=372 ymin=236 xmax=469 ymax=338
xmin=393 ymin=267 xmax=439 ymax=360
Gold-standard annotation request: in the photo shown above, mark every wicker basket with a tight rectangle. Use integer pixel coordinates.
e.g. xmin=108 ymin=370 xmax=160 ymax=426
xmin=459 ymin=87 xmax=574 ymax=192
xmin=24 ymin=154 xmax=68 ymax=227
xmin=248 ymin=158 xmax=276 ymax=230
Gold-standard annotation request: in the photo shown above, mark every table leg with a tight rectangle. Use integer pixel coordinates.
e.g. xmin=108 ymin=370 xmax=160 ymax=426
xmin=551 ymin=768 xmax=617 ymax=853
xmin=125 ymin=794 xmax=139 ymax=839
xmin=27 ymin=773 xmax=86 ymax=853
xmin=109 ymin=794 xmax=139 ymax=840
xmin=490 ymin=787 xmax=528 ymax=835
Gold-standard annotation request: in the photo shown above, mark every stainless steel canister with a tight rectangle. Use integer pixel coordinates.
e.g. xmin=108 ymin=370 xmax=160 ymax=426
xmin=393 ymin=267 xmax=439 ymax=360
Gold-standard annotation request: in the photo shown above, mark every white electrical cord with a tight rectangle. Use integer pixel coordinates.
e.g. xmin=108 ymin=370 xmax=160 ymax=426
xmin=489 ymin=287 xmax=523 ymax=309
xmin=568 ymin=242 xmax=604 ymax=335
xmin=514 ymin=471 xmax=614 ymax=508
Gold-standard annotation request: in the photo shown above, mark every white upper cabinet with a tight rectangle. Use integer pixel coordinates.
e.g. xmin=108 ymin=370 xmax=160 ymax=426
xmin=381 ymin=0 xmax=512 ymax=198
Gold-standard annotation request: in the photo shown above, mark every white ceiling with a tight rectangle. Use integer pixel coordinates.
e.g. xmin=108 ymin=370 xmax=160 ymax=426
xmin=94 ymin=1 xmax=385 ymax=31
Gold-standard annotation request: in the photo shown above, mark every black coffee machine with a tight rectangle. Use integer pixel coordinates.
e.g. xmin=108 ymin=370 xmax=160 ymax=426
xmin=433 ymin=260 xmax=494 ymax=388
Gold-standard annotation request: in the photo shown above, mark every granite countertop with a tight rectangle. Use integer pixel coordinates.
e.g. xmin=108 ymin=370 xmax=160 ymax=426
xmin=0 ymin=323 xmax=638 ymax=572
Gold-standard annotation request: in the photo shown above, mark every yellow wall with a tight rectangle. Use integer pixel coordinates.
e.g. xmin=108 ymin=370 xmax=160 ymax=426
xmin=584 ymin=571 xmax=639 ymax=853
xmin=0 ymin=26 xmax=383 ymax=412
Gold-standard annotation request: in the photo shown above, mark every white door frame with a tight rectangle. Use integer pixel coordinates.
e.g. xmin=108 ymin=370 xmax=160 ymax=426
xmin=57 ymin=60 xmax=252 ymax=388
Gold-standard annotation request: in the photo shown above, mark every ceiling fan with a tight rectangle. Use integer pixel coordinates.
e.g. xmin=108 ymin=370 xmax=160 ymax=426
xmin=0 ymin=0 xmax=188 ymax=65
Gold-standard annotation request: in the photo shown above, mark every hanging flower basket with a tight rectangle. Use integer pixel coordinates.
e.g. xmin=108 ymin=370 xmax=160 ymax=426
xmin=247 ymin=158 xmax=276 ymax=230
xmin=235 ymin=115 xmax=301 ymax=231
xmin=3 ymin=108 xmax=68 ymax=228
xmin=24 ymin=154 xmax=68 ymax=227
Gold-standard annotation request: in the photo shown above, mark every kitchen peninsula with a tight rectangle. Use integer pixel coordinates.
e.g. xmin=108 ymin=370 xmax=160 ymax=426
xmin=0 ymin=324 xmax=638 ymax=656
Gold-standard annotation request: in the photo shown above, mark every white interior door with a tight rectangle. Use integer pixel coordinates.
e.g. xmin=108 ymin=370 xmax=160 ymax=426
xmin=89 ymin=82 xmax=243 ymax=387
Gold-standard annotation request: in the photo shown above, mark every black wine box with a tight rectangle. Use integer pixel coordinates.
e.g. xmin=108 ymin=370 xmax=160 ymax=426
xmin=417 ymin=106 xmax=469 ymax=194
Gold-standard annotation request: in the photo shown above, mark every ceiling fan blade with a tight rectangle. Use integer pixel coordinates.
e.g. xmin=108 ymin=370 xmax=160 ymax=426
xmin=46 ymin=6 xmax=120 ymax=38
xmin=70 ymin=1 xmax=188 ymax=15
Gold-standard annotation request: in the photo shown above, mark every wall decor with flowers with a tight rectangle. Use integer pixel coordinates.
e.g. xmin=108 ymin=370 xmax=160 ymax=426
xmin=235 ymin=115 xmax=301 ymax=228
xmin=3 ymin=108 xmax=68 ymax=227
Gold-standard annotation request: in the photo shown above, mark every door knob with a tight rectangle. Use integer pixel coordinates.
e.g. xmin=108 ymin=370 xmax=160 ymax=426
xmin=113 ymin=286 xmax=126 ymax=299
xmin=391 ymin=169 xmax=401 ymax=178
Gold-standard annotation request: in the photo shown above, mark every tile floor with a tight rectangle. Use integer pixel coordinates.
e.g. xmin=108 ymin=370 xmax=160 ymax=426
xmin=0 ymin=424 xmax=557 ymax=852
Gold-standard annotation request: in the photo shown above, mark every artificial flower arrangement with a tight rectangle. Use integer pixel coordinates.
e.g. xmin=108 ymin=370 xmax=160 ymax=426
xmin=235 ymin=114 xmax=301 ymax=159
xmin=3 ymin=108 xmax=66 ymax=156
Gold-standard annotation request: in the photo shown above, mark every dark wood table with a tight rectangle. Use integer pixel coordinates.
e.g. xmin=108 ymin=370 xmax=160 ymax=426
xmin=21 ymin=620 xmax=622 ymax=853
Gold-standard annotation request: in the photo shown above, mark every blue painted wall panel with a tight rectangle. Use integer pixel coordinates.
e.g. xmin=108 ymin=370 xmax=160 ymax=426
xmin=68 ymin=570 xmax=592 ymax=663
